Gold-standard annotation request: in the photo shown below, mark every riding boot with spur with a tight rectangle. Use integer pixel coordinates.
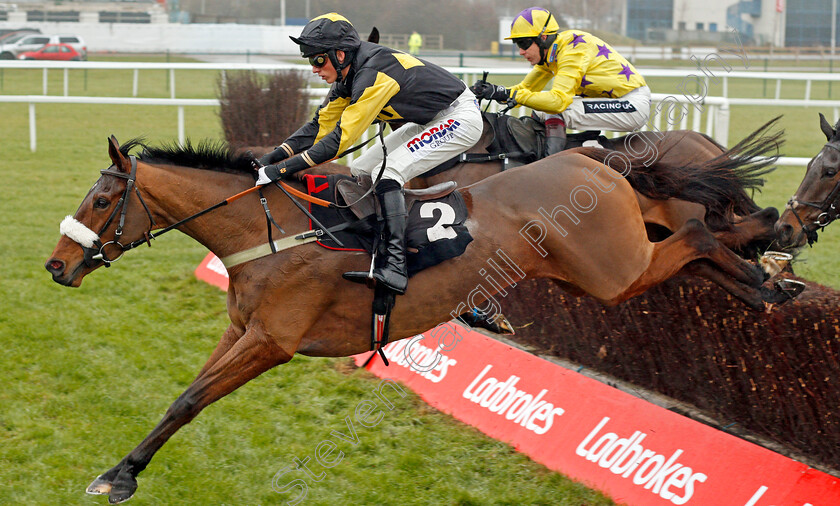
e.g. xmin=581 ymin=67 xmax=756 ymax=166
xmin=544 ymin=116 xmax=567 ymax=156
xmin=343 ymin=181 xmax=409 ymax=294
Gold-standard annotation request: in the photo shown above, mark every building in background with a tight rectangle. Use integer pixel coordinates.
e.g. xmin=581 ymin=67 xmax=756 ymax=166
xmin=620 ymin=0 xmax=840 ymax=48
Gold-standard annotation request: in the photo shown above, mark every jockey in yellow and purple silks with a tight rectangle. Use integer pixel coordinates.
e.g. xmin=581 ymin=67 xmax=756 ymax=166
xmin=470 ymin=7 xmax=651 ymax=155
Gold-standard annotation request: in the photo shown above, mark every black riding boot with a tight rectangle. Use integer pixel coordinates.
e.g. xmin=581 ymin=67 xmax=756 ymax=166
xmin=343 ymin=182 xmax=409 ymax=294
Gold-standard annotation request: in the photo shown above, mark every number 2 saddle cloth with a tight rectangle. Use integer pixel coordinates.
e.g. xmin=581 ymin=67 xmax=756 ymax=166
xmin=302 ymin=173 xmax=473 ymax=276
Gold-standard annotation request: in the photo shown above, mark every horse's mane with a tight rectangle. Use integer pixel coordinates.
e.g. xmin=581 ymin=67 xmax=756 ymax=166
xmin=578 ymin=116 xmax=784 ymax=230
xmin=119 ymin=138 xmax=256 ymax=176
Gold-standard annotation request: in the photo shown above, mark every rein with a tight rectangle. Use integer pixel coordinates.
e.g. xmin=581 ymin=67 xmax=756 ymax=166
xmin=785 ymin=142 xmax=840 ymax=245
xmin=73 ymin=134 xmax=389 ymax=268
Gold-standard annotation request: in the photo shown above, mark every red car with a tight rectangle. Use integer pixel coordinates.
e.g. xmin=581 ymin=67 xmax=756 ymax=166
xmin=18 ymin=43 xmax=83 ymax=61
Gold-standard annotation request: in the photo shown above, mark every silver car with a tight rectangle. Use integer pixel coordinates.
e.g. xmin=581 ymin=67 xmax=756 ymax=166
xmin=0 ymin=34 xmax=87 ymax=60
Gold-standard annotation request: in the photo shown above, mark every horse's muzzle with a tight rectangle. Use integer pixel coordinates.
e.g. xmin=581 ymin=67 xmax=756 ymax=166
xmin=45 ymin=258 xmax=83 ymax=287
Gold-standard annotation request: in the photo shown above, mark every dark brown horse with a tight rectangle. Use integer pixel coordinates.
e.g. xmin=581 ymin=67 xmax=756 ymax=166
xmin=294 ymin=118 xmax=782 ymax=257
xmin=46 ymin=136 xmax=784 ymax=504
xmin=776 ymin=113 xmax=840 ymax=248
xmin=413 ymin=117 xmax=782 ymax=256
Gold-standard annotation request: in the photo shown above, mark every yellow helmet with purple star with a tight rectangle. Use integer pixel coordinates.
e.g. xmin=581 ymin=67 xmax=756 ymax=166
xmin=506 ymin=7 xmax=560 ymax=41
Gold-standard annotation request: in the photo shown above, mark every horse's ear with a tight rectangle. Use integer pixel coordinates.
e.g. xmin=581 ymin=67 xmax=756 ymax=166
xmin=107 ymin=135 xmax=130 ymax=172
xmin=368 ymin=27 xmax=379 ymax=44
xmin=819 ymin=113 xmax=835 ymax=141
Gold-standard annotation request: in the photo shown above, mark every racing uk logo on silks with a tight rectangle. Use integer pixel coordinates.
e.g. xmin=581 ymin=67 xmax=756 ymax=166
xmin=406 ymin=119 xmax=462 ymax=161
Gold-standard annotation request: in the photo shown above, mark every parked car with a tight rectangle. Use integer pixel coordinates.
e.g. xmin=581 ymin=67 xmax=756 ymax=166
xmin=18 ymin=43 xmax=83 ymax=61
xmin=0 ymin=29 xmax=41 ymax=44
xmin=0 ymin=34 xmax=86 ymax=60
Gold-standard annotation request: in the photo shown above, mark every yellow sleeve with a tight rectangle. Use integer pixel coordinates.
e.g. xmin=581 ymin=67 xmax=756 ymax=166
xmin=315 ymin=97 xmax=350 ymax=143
xmin=509 ymin=49 xmax=591 ymax=114
xmin=334 ymin=72 xmax=401 ymax=154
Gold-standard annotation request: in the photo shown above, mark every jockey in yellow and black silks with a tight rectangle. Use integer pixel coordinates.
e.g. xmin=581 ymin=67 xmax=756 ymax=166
xmin=256 ymin=13 xmax=482 ymax=294
xmin=470 ymin=7 xmax=651 ymax=154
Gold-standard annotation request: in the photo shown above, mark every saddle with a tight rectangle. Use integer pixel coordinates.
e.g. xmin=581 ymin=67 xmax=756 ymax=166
xmin=336 ymin=175 xmax=457 ymax=221
xmin=423 ymin=111 xmax=615 ymax=177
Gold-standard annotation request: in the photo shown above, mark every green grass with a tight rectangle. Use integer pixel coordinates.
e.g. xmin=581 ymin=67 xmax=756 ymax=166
xmin=3 ymin=55 xmax=840 ymax=505
xmin=0 ymin=62 xmax=613 ymax=505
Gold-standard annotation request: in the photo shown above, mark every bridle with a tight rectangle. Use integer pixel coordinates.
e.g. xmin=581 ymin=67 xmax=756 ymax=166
xmin=79 ymin=155 xmax=157 ymax=267
xmin=785 ymin=142 xmax=840 ymax=246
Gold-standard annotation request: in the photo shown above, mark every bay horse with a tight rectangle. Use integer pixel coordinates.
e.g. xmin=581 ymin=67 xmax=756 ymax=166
xmin=776 ymin=113 xmax=840 ymax=248
xmin=45 ymin=136 xmax=784 ymax=504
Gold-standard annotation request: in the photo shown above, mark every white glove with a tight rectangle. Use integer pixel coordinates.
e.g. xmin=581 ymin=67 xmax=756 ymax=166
xmin=255 ymin=167 xmax=273 ymax=186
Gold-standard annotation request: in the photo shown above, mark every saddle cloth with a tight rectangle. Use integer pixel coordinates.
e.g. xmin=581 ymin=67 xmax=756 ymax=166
xmin=303 ymin=174 xmax=473 ymax=276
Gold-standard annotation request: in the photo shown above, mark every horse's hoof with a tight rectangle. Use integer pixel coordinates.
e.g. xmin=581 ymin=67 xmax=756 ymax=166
xmin=760 ymin=279 xmax=806 ymax=304
xmin=107 ymin=470 xmax=138 ymax=504
xmin=86 ymin=475 xmax=112 ymax=495
xmin=775 ymin=278 xmax=806 ymax=299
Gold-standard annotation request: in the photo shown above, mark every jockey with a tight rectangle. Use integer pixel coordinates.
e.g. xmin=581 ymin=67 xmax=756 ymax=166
xmin=470 ymin=7 xmax=651 ymax=155
xmin=256 ymin=13 xmax=482 ymax=295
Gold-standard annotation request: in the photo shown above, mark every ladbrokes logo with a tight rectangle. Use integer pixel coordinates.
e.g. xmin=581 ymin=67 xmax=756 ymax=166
xmin=576 ymin=417 xmax=708 ymax=505
xmin=462 ymin=365 xmax=565 ymax=435
xmin=406 ymin=119 xmax=462 ymax=160
xmin=380 ymin=338 xmax=456 ymax=383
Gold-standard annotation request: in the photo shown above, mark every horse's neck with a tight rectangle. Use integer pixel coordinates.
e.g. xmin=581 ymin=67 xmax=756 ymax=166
xmin=138 ymin=163 xmax=304 ymax=258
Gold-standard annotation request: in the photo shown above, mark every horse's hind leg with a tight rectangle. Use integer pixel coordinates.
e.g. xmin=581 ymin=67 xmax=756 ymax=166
xmin=610 ymin=219 xmax=765 ymax=308
xmin=87 ymin=325 xmax=292 ymax=504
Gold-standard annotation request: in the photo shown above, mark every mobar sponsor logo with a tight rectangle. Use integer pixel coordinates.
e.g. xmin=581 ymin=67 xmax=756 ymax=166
xmin=462 ymin=364 xmax=564 ymax=435
xmin=576 ymin=417 xmax=707 ymax=505
xmin=406 ymin=119 xmax=462 ymax=160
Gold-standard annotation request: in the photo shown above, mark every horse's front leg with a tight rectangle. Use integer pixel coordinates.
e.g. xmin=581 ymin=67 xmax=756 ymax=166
xmin=86 ymin=323 xmax=293 ymax=504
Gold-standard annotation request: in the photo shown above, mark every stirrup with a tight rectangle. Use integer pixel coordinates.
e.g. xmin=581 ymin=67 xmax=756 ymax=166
xmin=343 ymin=270 xmax=375 ymax=287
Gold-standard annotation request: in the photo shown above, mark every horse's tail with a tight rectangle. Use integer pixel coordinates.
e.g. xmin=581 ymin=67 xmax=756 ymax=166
xmin=578 ymin=116 xmax=783 ymax=226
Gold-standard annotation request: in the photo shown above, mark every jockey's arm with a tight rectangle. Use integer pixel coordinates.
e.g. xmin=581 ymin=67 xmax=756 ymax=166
xmin=264 ymin=70 xmax=401 ymax=179
xmin=509 ymin=52 xmax=590 ymax=115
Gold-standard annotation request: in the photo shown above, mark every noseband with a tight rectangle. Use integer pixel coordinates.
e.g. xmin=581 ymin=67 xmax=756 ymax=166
xmin=786 ymin=142 xmax=840 ymax=245
xmin=82 ymin=156 xmax=157 ymax=267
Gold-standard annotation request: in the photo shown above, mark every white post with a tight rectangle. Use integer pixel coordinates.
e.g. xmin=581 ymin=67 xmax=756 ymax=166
xmin=692 ymin=105 xmax=701 ymax=132
xmin=63 ymin=68 xmax=69 ymax=96
xmin=805 ymin=79 xmax=812 ymax=100
xmin=42 ymin=68 xmax=48 ymax=95
xmin=706 ymin=105 xmax=715 ymax=136
xmin=775 ymin=79 xmax=781 ymax=99
xmin=722 ymin=75 xmax=728 ymax=97
xmin=654 ymin=101 xmax=663 ymax=132
xmin=714 ymin=101 xmax=730 ymax=146
xmin=29 ymin=102 xmax=37 ymax=152
xmin=170 ymin=69 xmax=176 ymax=99
xmin=178 ymin=106 xmax=185 ymax=145
xmin=133 ymin=69 xmax=139 ymax=97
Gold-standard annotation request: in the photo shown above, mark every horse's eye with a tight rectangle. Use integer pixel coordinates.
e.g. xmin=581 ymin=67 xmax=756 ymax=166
xmin=94 ymin=197 xmax=110 ymax=209
xmin=825 ymin=169 xmax=837 ymax=178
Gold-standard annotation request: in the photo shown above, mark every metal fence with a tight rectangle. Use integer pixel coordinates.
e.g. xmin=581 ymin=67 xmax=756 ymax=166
xmin=0 ymin=60 xmax=833 ymax=165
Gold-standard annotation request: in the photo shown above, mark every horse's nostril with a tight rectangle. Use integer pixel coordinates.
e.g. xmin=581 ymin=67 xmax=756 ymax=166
xmin=46 ymin=259 xmax=65 ymax=273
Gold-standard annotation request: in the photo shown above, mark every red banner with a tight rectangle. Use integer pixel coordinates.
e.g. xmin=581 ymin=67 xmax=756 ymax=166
xmin=195 ymin=252 xmax=228 ymax=291
xmin=353 ymin=326 xmax=840 ymax=505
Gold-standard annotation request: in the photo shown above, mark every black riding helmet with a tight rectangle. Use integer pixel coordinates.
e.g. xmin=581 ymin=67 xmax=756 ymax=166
xmin=290 ymin=13 xmax=362 ymax=71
